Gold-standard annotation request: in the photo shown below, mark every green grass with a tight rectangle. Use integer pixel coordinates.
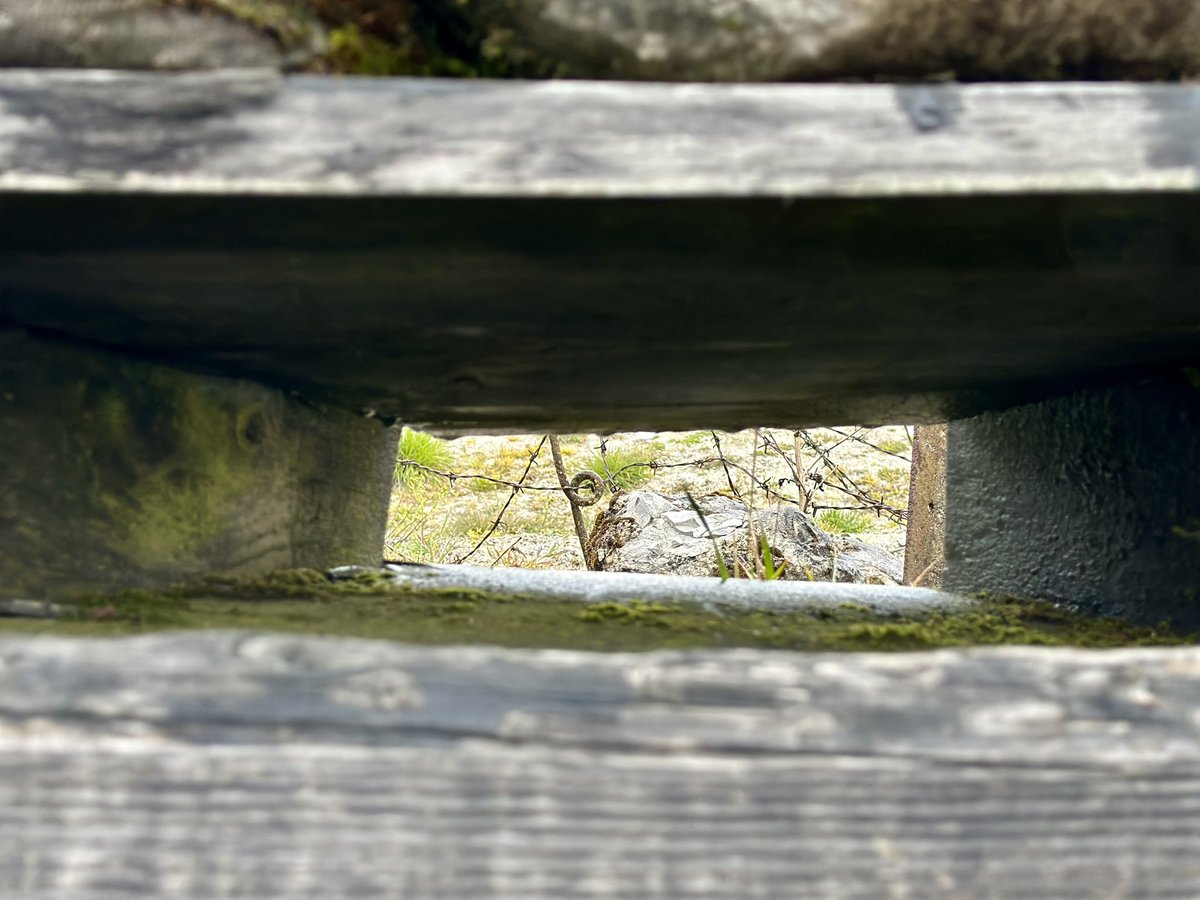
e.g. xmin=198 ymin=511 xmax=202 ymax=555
xmin=587 ymin=446 xmax=654 ymax=491
xmin=877 ymin=437 xmax=912 ymax=455
xmin=818 ymin=508 xmax=872 ymax=535
xmin=385 ymin=498 xmax=461 ymax=563
xmin=395 ymin=428 xmax=453 ymax=488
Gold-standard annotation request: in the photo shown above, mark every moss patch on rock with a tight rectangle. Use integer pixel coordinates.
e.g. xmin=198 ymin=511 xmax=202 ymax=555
xmin=1 ymin=570 xmax=1191 ymax=652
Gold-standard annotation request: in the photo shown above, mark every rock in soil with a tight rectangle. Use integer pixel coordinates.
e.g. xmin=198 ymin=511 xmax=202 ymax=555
xmin=587 ymin=490 xmax=902 ymax=585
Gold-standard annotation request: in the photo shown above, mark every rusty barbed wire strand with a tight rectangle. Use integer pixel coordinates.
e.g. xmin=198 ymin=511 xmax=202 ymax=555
xmin=395 ymin=429 xmax=910 ymax=565
xmin=710 ymin=430 xmax=742 ymax=498
xmin=454 ymin=435 xmax=547 ymax=565
xmin=395 ymin=455 xmax=731 ymax=494
xmin=823 ymin=427 xmax=911 ymax=463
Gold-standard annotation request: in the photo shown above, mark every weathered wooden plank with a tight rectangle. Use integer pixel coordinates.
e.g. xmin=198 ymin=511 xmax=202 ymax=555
xmin=2 ymin=72 xmax=1200 ymax=429
xmin=3 ymin=633 xmax=1200 ymax=898
xmin=3 ymin=72 xmax=1200 ymax=429
xmin=0 ymin=71 xmax=1198 ymax=198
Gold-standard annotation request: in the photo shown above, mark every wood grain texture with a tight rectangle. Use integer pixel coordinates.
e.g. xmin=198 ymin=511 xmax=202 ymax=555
xmin=4 ymin=71 xmax=1200 ymax=430
xmin=0 ymin=70 xmax=1198 ymax=197
xmin=6 ymin=196 xmax=1200 ymax=433
xmin=3 ymin=632 xmax=1200 ymax=898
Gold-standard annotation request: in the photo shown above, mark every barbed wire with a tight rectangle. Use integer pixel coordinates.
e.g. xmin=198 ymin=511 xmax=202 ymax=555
xmin=396 ymin=455 xmax=738 ymax=497
xmin=394 ymin=427 xmax=909 ymax=568
xmin=455 ymin=435 xmax=547 ymax=565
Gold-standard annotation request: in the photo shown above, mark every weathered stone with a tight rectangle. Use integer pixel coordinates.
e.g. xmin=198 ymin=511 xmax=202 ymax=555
xmin=945 ymin=371 xmax=1200 ymax=629
xmin=903 ymin=423 xmax=946 ymax=587
xmin=587 ymin=490 xmax=902 ymax=584
xmin=421 ymin=0 xmax=1200 ymax=82
xmin=0 ymin=0 xmax=325 ymax=70
xmin=0 ymin=329 xmax=399 ymax=599
xmin=3 ymin=0 xmax=1197 ymax=81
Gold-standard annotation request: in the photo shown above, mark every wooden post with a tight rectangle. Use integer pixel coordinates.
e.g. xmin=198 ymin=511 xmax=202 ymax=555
xmin=903 ymin=424 xmax=947 ymax=587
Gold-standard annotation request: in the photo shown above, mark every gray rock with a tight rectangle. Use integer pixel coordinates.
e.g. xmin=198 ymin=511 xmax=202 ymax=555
xmin=430 ymin=0 xmax=1200 ymax=81
xmin=587 ymin=490 xmax=902 ymax=584
xmin=0 ymin=0 xmax=323 ymax=70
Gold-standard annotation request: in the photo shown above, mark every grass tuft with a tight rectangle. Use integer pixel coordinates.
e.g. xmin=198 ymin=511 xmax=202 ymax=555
xmin=588 ymin=446 xmax=654 ymax=491
xmin=818 ymin=508 xmax=872 ymax=535
xmin=395 ymin=428 xmax=453 ymax=489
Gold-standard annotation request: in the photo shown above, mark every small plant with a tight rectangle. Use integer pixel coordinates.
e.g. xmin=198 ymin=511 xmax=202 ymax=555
xmin=326 ymin=23 xmax=411 ymax=76
xmin=756 ymin=532 xmax=788 ymax=581
xmin=588 ymin=446 xmax=654 ymax=491
xmin=818 ymin=508 xmax=871 ymax=535
xmin=686 ymin=494 xmax=788 ymax=582
xmin=395 ymin=428 xmax=453 ymax=488
xmin=686 ymin=492 xmax=732 ymax=581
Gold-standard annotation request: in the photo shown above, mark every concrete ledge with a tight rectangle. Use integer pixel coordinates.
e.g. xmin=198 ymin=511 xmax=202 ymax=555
xmin=382 ymin=561 xmax=966 ymax=614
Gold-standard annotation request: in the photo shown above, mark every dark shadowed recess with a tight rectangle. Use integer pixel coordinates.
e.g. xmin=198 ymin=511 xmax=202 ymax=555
xmin=2 ymin=190 xmax=1199 ymax=433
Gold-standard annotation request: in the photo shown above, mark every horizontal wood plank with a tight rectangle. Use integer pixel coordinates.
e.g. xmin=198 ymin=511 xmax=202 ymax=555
xmin=0 ymin=71 xmax=1197 ymax=198
xmin=4 ymin=72 xmax=1200 ymax=428
xmin=3 ymin=633 xmax=1200 ymax=897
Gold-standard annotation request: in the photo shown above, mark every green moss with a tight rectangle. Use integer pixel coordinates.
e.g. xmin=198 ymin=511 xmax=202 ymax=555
xmin=577 ymin=600 xmax=678 ymax=626
xmin=0 ymin=572 xmax=1192 ymax=652
xmin=92 ymin=380 xmax=263 ymax=568
xmin=326 ymin=22 xmax=422 ymax=75
xmin=169 ymin=0 xmax=572 ymax=79
xmin=308 ymin=1 xmax=571 ymax=78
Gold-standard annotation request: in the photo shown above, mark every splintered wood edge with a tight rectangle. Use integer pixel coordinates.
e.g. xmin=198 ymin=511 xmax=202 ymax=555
xmin=0 ymin=70 xmax=1196 ymax=197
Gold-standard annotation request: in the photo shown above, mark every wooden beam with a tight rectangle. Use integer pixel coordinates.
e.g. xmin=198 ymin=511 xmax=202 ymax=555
xmin=0 ymin=71 xmax=1198 ymax=198
xmin=3 ymin=72 xmax=1200 ymax=429
xmin=2 ymin=633 xmax=1199 ymax=897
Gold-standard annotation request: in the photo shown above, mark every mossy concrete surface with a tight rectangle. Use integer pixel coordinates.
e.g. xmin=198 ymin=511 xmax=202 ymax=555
xmin=0 ymin=329 xmax=398 ymax=598
xmin=1 ymin=566 xmax=1191 ymax=652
